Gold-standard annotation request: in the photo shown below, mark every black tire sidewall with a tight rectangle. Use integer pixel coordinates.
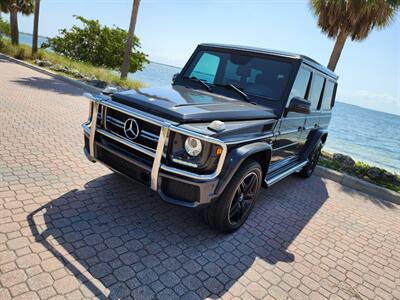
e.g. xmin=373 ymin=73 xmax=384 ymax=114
xmin=215 ymin=160 xmax=263 ymax=232
xmin=300 ymin=142 xmax=322 ymax=177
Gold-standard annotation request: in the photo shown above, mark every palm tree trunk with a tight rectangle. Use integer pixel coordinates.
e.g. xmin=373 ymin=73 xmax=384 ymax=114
xmin=120 ymin=0 xmax=140 ymax=80
xmin=327 ymin=31 xmax=347 ymax=71
xmin=32 ymin=0 xmax=41 ymax=55
xmin=10 ymin=6 xmax=19 ymax=45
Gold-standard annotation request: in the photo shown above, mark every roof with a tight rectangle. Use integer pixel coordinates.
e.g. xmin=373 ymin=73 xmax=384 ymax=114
xmin=199 ymin=43 xmax=338 ymax=80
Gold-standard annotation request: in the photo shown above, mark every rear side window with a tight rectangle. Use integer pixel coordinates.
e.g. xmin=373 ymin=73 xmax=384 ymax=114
xmin=289 ymin=68 xmax=311 ymax=100
xmin=189 ymin=52 xmax=220 ymax=83
xmin=321 ymin=80 xmax=336 ymax=110
xmin=309 ymin=74 xmax=325 ymax=110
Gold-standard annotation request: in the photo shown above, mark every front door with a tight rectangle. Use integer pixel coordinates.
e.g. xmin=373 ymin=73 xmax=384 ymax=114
xmin=270 ymin=65 xmax=312 ymax=169
xmin=270 ymin=113 xmax=305 ymax=168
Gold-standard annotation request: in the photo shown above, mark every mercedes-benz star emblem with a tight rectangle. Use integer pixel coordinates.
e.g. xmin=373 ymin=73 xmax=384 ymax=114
xmin=123 ymin=118 xmax=140 ymax=140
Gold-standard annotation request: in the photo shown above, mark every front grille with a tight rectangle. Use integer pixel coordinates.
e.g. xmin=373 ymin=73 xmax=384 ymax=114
xmin=97 ymin=104 xmax=104 ymax=124
xmin=101 ymin=135 xmax=154 ymax=166
xmin=97 ymin=145 xmax=151 ymax=186
xmin=104 ymin=108 xmax=161 ymax=151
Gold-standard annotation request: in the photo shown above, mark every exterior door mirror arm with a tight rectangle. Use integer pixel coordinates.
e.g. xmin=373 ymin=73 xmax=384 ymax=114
xmin=172 ymin=73 xmax=180 ymax=84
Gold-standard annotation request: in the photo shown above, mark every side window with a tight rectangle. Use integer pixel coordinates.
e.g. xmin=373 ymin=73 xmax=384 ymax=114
xmin=309 ymin=74 xmax=325 ymax=110
xmin=321 ymin=80 xmax=335 ymax=110
xmin=289 ymin=68 xmax=312 ymax=100
xmin=189 ymin=53 xmax=220 ymax=84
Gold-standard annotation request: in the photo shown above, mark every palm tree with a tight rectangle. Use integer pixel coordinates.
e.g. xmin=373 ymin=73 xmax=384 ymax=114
xmin=31 ymin=0 xmax=40 ymax=55
xmin=0 ymin=0 xmax=34 ymax=45
xmin=120 ymin=0 xmax=140 ymax=80
xmin=310 ymin=0 xmax=400 ymax=71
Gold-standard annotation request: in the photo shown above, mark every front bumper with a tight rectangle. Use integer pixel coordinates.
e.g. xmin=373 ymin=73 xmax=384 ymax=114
xmin=82 ymin=93 xmax=227 ymax=207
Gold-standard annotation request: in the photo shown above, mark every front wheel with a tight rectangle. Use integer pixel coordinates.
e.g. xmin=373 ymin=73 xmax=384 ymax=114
xmin=203 ymin=159 xmax=262 ymax=233
xmin=298 ymin=142 xmax=322 ymax=178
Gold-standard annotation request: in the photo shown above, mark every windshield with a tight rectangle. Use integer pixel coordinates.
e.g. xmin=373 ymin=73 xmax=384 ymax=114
xmin=183 ymin=50 xmax=293 ymax=101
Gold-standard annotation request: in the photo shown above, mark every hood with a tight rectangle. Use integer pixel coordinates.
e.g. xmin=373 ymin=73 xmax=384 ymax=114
xmin=111 ymin=85 xmax=276 ymax=123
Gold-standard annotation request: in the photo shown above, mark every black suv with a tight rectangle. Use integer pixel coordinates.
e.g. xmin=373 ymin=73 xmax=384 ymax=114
xmin=83 ymin=44 xmax=338 ymax=232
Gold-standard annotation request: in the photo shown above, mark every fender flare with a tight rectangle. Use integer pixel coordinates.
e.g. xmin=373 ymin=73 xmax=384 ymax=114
xmin=300 ymin=128 xmax=328 ymax=160
xmin=214 ymin=142 xmax=272 ymax=197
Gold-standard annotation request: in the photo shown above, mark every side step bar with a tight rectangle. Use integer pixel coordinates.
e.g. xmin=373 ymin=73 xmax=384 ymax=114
xmin=265 ymin=160 xmax=308 ymax=187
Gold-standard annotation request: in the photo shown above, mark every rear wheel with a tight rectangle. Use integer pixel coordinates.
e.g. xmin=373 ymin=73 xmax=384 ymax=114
xmin=203 ymin=159 xmax=262 ymax=233
xmin=298 ymin=142 xmax=322 ymax=178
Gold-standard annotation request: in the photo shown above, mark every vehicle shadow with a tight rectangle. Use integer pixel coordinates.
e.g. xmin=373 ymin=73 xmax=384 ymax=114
xmin=0 ymin=54 xmax=88 ymax=97
xmin=28 ymin=173 xmax=329 ymax=299
xmin=338 ymin=184 xmax=398 ymax=209
xmin=11 ymin=76 xmax=86 ymax=96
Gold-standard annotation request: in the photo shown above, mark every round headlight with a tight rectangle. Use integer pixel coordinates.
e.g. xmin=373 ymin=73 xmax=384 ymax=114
xmin=184 ymin=137 xmax=202 ymax=157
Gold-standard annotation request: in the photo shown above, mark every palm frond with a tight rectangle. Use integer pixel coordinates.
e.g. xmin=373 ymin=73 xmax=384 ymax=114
xmin=310 ymin=0 xmax=400 ymax=41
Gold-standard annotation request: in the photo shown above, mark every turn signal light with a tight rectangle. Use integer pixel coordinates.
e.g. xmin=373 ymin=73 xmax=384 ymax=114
xmin=216 ymin=147 xmax=223 ymax=156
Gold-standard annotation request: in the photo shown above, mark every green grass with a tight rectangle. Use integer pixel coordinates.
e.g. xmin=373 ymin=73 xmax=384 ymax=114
xmin=0 ymin=39 xmax=145 ymax=90
xmin=318 ymin=152 xmax=400 ymax=193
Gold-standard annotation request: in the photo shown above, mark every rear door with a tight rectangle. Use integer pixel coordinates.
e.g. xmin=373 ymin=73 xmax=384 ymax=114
xmin=300 ymin=71 xmax=326 ymax=146
xmin=318 ymin=79 xmax=337 ymax=130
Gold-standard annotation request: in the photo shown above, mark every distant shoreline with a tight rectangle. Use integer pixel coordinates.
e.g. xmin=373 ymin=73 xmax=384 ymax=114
xmin=337 ymin=101 xmax=400 ymax=118
xmin=20 ymin=32 xmax=48 ymax=40
xmin=148 ymin=60 xmax=180 ymax=69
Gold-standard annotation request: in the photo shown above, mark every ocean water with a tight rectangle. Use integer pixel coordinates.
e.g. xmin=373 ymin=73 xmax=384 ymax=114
xmin=326 ymin=103 xmax=400 ymax=173
xmin=17 ymin=33 xmax=400 ymax=173
xmin=19 ymin=32 xmax=48 ymax=48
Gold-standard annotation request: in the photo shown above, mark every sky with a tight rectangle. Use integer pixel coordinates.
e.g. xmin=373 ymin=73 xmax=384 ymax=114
xmin=11 ymin=0 xmax=400 ymax=115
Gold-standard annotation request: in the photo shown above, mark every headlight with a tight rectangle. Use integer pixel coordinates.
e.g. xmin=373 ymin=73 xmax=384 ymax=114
xmin=184 ymin=137 xmax=202 ymax=157
xmin=168 ymin=132 xmax=221 ymax=174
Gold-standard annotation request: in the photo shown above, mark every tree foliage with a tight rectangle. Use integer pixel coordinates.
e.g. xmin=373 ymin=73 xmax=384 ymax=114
xmin=1 ymin=0 xmax=34 ymax=44
xmin=0 ymin=0 xmax=34 ymax=15
xmin=0 ymin=15 xmax=10 ymax=37
xmin=42 ymin=15 xmax=148 ymax=73
xmin=310 ymin=0 xmax=400 ymax=41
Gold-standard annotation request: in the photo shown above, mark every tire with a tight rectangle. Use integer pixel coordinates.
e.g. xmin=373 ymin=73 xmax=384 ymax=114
xmin=203 ymin=159 xmax=263 ymax=233
xmin=298 ymin=142 xmax=322 ymax=178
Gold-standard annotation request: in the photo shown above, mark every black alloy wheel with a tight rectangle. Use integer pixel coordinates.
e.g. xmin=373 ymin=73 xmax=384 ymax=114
xmin=203 ymin=159 xmax=262 ymax=233
xmin=228 ymin=171 xmax=259 ymax=225
xmin=298 ymin=142 xmax=322 ymax=178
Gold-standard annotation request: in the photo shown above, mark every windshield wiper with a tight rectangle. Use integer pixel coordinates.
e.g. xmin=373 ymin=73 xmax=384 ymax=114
xmin=187 ymin=76 xmax=213 ymax=92
xmin=221 ymin=84 xmax=250 ymax=102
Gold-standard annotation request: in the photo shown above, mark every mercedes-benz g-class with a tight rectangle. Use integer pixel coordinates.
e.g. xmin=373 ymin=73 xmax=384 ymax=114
xmin=83 ymin=44 xmax=338 ymax=232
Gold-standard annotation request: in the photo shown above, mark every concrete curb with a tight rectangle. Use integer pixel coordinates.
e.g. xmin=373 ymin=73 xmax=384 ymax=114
xmin=0 ymin=53 xmax=102 ymax=93
xmin=315 ymin=166 xmax=400 ymax=205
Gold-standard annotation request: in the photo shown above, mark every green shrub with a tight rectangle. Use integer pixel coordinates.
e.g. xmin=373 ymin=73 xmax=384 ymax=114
xmin=42 ymin=15 xmax=148 ymax=73
xmin=15 ymin=47 xmax=28 ymax=60
xmin=0 ymin=38 xmax=5 ymax=50
xmin=0 ymin=42 xmax=32 ymax=60
xmin=353 ymin=161 xmax=371 ymax=176
xmin=0 ymin=16 xmax=11 ymax=38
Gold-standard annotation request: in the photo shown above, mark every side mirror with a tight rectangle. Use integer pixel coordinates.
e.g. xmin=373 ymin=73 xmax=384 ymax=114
xmin=172 ymin=72 xmax=180 ymax=84
xmin=286 ymin=97 xmax=311 ymax=115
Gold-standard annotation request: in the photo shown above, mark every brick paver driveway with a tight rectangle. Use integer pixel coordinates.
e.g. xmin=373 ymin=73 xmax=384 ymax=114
xmin=1 ymin=56 xmax=399 ymax=300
